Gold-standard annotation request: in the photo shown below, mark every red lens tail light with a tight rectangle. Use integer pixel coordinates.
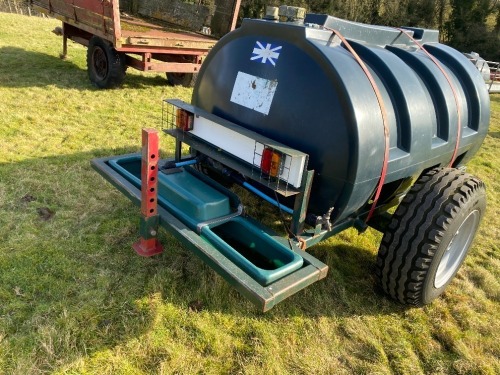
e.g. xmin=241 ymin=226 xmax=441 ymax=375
xmin=176 ymin=109 xmax=194 ymax=131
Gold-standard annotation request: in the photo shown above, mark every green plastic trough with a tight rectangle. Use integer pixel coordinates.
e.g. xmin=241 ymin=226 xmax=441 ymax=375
xmin=92 ymin=153 xmax=328 ymax=310
xmin=108 ymin=155 xmax=231 ymax=225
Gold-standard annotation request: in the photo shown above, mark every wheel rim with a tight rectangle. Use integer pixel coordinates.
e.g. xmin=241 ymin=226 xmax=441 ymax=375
xmin=92 ymin=46 xmax=108 ymax=81
xmin=434 ymin=210 xmax=480 ymax=288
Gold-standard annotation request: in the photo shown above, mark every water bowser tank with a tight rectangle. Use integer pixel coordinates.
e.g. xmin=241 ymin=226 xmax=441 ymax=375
xmin=192 ymin=14 xmax=490 ymax=223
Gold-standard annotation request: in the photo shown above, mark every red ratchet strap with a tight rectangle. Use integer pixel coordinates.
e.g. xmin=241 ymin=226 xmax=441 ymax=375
xmin=324 ymin=27 xmax=390 ymax=223
xmin=396 ymin=28 xmax=461 ymax=167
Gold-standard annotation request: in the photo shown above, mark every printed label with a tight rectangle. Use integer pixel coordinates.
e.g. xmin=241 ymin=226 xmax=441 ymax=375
xmin=230 ymin=72 xmax=278 ymax=115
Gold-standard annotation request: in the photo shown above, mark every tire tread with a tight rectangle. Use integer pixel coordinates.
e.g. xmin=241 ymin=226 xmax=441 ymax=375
xmin=376 ymin=168 xmax=485 ymax=306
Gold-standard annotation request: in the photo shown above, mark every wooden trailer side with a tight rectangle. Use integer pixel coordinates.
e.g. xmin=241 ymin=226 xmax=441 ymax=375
xmin=30 ymin=0 xmax=238 ymax=87
xmin=32 ymin=0 xmax=121 ymax=45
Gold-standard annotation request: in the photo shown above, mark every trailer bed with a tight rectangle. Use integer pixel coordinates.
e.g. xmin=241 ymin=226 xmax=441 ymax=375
xmin=119 ymin=16 xmax=217 ymax=52
xmin=31 ymin=0 xmax=239 ymax=87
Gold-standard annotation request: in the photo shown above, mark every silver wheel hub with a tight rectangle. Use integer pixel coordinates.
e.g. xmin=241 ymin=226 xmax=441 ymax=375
xmin=434 ymin=210 xmax=480 ymax=289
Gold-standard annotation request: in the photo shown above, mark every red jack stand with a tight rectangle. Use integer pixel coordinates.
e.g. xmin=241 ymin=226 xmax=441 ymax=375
xmin=132 ymin=128 xmax=164 ymax=257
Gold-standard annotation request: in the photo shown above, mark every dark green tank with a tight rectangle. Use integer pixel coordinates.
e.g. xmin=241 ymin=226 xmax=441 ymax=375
xmin=192 ymin=14 xmax=490 ymax=223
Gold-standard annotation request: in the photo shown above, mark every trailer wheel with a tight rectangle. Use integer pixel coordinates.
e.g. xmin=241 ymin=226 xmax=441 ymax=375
xmin=87 ymin=36 xmax=126 ymax=89
xmin=376 ymin=168 xmax=486 ymax=306
xmin=166 ymin=73 xmax=198 ymax=87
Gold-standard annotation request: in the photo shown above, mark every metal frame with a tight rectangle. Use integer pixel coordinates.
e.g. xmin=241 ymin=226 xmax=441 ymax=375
xmin=90 ymin=100 xmax=398 ymax=309
xmin=465 ymin=55 xmax=500 ymax=94
xmin=91 ymin=155 xmax=328 ymax=311
xmin=163 ymin=99 xmax=372 ymax=250
xmin=165 ymin=99 xmax=306 ymax=196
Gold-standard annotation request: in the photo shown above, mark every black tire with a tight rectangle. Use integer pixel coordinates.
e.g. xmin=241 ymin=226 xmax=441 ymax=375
xmin=166 ymin=72 xmax=198 ymax=87
xmin=376 ymin=168 xmax=486 ymax=306
xmin=87 ymin=36 xmax=126 ymax=89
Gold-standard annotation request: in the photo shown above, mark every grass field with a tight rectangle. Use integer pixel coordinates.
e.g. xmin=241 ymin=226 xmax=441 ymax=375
xmin=1 ymin=12 xmax=499 ymax=375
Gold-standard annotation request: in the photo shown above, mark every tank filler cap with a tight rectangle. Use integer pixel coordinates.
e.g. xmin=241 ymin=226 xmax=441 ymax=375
xmin=264 ymin=6 xmax=279 ymax=21
xmin=278 ymin=5 xmax=306 ymax=22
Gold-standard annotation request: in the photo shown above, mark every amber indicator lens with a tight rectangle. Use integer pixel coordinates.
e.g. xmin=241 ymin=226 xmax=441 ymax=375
xmin=175 ymin=108 xmax=194 ymax=131
xmin=261 ymin=148 xmax=281 ymax=177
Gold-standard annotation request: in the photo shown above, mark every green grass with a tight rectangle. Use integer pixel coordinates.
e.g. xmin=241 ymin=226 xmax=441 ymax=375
xmin=1 ymin=12 xmax=499 ymax=375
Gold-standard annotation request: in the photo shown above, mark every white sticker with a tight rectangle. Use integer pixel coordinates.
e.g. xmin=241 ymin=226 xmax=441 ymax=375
xmin=251 ymin=41 xmax=282 ymax=66
xmin=230 ymin=72 xmax=278 ymax=115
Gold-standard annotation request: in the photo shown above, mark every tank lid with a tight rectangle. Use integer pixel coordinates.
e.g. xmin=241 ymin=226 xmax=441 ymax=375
xmin=304 ymin=14 xmax=439 ymax=46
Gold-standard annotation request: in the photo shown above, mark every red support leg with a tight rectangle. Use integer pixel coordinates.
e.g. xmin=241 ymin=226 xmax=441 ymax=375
xmin=132 ymin=128 xmax=164 ymax=257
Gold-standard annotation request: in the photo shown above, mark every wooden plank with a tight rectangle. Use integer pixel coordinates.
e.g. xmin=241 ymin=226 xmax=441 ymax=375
xmin=73 ymin=0 xmax=103 ymax=15
xmin=64 ymin=15 xmax=113 ymax=41
xmin=103 ymin=2 xmax=113 ymax=18
xmin=70 ymin=0 xmax=114 ymax=30
xmin=74 ymin=7 xmax=106 ymax=31
xmin=35 ymin=0 xmax=116 ymax=40
xmin=122 ymin=36 xmax=215 ymax=50
xmin=48 ymin=0 xmax=75 ymax=18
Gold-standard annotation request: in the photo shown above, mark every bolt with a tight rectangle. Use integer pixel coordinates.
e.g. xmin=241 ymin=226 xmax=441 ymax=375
xmin=150 ymin=230 xmax=157 ymax=236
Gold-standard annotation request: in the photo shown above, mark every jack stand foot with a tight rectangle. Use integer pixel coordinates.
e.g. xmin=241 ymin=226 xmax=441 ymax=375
xmin=133 ymin=238 xmax=163 ymax=257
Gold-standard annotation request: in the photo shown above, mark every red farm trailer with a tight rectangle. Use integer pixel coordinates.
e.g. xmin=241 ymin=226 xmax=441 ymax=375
xmin=31 ymin=0 xmax=241 ymax=88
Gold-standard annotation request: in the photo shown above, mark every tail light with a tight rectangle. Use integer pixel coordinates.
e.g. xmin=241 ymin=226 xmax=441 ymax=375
xmin=261 ymin=147 xmax=282 ymax=177
xmin=176 ymin=109 xmax=194 ymax=131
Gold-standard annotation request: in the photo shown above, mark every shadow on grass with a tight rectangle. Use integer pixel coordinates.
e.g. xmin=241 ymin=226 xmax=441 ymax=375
xmin=0 ymin=46 xmax=87 ymax=89
xmin=0 ymin=148 xmax=407 ymax=370
xmin=266 ymin=242 xmax=409 ymax=318
xmin=0 ymin=46 xmax=175 ymax=90
xmin=162 ymin=239 xmax=409 ymax=319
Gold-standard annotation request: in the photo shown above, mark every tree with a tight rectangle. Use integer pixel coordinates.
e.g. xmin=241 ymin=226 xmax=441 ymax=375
xmin=445 ymin=0 xmax=499 ymax=61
